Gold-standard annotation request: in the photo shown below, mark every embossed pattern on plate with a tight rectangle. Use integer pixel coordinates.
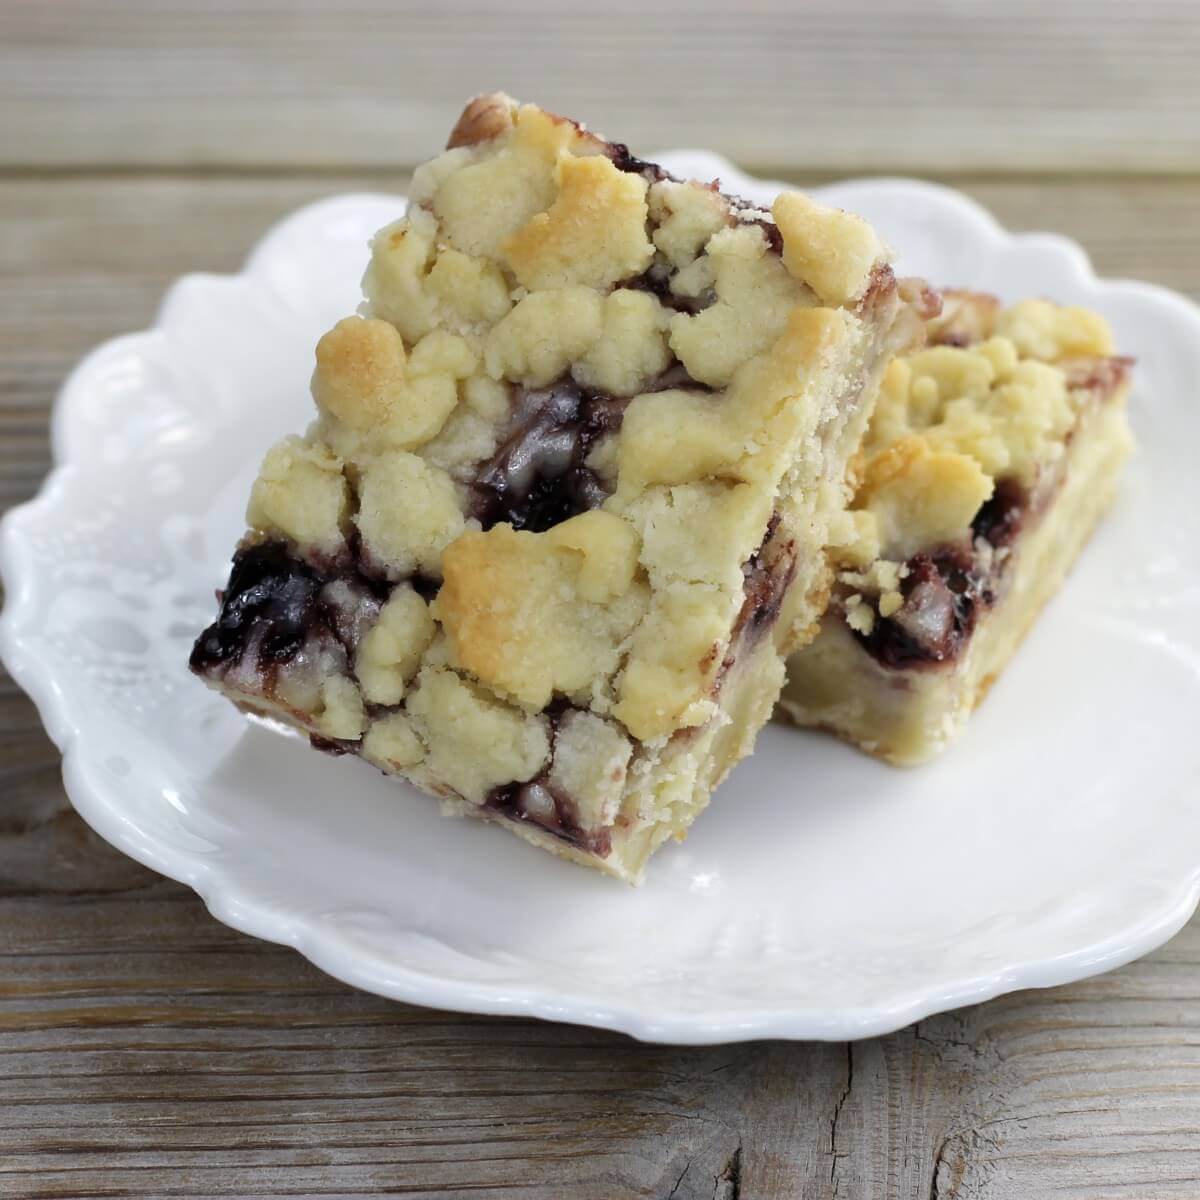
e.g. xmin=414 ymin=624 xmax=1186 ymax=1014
xmin=4 ymin=156 xmax=1200 ymax=1042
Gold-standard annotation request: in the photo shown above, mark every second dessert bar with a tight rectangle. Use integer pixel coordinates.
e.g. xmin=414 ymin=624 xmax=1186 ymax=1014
xmin=780 ymin=291 xmax=1133 ymax=764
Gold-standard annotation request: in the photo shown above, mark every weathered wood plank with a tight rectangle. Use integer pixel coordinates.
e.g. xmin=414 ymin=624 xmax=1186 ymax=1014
xmin=1 ymin=0 xmax=1198 ymax=173
xmin=1 ymin=875 xmax=1199 ymax=1197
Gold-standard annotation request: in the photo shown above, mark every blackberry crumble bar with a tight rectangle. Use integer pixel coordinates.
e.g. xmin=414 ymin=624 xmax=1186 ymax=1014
xmin=190 ymin=93 xmax=929 ymax=880
xmin=779 ymin=291 xmax=1134 ymax=765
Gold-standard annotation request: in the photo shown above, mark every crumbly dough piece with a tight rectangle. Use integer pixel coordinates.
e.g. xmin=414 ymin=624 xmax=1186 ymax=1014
xmin=191 ymin=93 xmax=926 ymax=881
xmin=780 ymin=291 xmax=1134 ymax=764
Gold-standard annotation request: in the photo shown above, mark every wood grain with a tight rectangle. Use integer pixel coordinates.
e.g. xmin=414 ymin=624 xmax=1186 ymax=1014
xmin=2 ymin=0 xmax=1199 ymax=174
xmin=2 ymin=167 xmax=1200 ymax=1196
xmin=3 ymin=842 xmax=1200 ymax=1198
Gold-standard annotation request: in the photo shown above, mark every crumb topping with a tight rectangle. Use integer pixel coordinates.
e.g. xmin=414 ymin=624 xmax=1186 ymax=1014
xmin=194 ymin=93 xmax=910 ymax=854
xmin=833 ymin=291 xmax=1128 ymax=647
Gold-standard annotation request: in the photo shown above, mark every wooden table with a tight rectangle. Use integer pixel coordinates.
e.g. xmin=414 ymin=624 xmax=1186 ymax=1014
xmin=3 ymin=5 xmax=1199 ymax=1196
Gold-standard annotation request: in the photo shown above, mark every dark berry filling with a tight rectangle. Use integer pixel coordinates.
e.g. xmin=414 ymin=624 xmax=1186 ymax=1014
xmin=737 ymin=213 xmax=783 ymax=256
xmin=971 ymin=476 xmax=1027 ymax=549
xmin=484 ymin=778 xmax=612 ymax=858
xmin=309 ymin=734 xmax=354 ymax=756
xmin=853 ymin=476 xmax=1034 ymax=669
xmin=483 ymin=703 xmax=612 ymax=857
xmin=468 ymin=378 xmax=624 ymax=533
xmin=189 ymin=542 xmax=326 ymax=672
xmin=607 ymin=139 xmax=783 ymax=270
xmin=626 ymin=262 xmax=717 ymax=314
xmin=856 ymin=546 xmax=987 ymax=670
xmin=706 ymin=512 xmax=800 ymax=697
xmin=469 ymin=369 xmax=710 ymax=534
xmin=733 ymin=514 xmax=798 ymax=643
xmin=606 ymin=142 xmax=669 ymax=184
xmin=190 ymin=541 xmax=386 ymax=698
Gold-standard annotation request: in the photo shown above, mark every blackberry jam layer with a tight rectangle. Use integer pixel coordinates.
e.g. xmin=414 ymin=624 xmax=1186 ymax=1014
xmin=190 ymin=541 xmax=386 ymax=679
xmin=855 ymin=480 xmax=1029 ymax=670
xmin=970 ymin=476 xmax=1027 ymax=550
xmin=856 ymin=544 xmax=988 ymax=670
xmin=485 ymin=779 xmax=612 ymax=858
xmin=190 ymin=542 xmax=330 ymax=674
xmin=469 ymin=379 xmax=623 ymax=533
xmin=466 ymin=365 xmax=708 ymax=535
xmin=734 ymin=514 xmax=799 ymax=646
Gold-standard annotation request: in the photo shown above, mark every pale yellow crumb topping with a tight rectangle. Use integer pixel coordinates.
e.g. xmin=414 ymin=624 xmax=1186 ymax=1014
xmin=228 ymin=91 xmax=901 ymax=828
xmin=834 ymin=293 xmax=1121 ymax=629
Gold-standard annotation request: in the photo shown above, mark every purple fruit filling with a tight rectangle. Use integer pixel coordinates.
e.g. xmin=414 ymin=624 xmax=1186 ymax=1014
xmin=737 ymin=213 xmax=784 ymax=256
xmin=856 ymin=546 xmax=988 ymax=670
xmin=702 ymin=512 xmax=800 ymax=697
xmin=853 ymin=477 xmax=1032 ymax=670
xmin=469 ymin=368 xmax=711 ymax=534
xmin=971 ymin=477 xmax=1027 ymax=549
xmin=190 ymin=541 xmax=385 ymax=687
xmin=189 ymin=542 xmax=326 ymax=672
xmin=626 ymin=262 xmax=717 ymax=314
xmin=468 ymin=378 xmax=625 ymax=533
xmin=484 ymin=778 xmax=612 ymax=858
xmin=606 ymin=142 xmax=669 ymax=184
xmin=483 ymin=702 xmax=613 ymax=856
xmin=734 ymin=514 xmax=798 ymax=642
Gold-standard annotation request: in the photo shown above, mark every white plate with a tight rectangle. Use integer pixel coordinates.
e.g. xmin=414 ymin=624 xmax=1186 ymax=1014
xmin=4 ymin=154 xmax=1200 ymax=1044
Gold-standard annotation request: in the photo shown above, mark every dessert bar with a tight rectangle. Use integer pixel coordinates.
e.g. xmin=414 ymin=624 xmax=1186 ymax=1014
xmin=191 ymin=93 xmax=928 ymax=879
xmin=779 ymin=290 xmax=1133 ymax=765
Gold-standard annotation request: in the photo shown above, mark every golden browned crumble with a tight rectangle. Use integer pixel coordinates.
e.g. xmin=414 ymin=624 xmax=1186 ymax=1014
xmin=781 ymin=289 xmax=1134 ymax=766
xmin=191 ymin=93 xmax=924 ymax=879
xmin=831 ymin=293 xmax=1122 ymax=628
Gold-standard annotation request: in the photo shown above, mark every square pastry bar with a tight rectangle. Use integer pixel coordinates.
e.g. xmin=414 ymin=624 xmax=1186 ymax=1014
xmin=779 ymin=290 xmax=1133 ymax=765
xmin=190 ymin=94 xmax=929 ymax=881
